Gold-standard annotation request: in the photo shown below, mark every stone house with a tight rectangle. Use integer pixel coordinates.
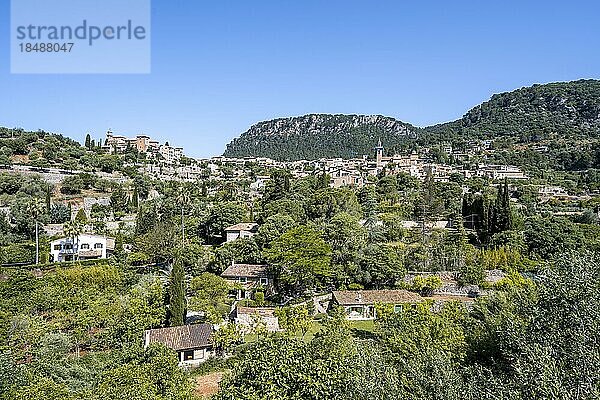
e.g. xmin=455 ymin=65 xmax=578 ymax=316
xmin=331 ymin=290 xmax=423 ymax=320
xmin=144 ymin=324 xmax=214 ymax=366
xmin=221 ymin=263 xmax=272 ymax=300
xmin=224 ymin=223 xmax=259 ymax=242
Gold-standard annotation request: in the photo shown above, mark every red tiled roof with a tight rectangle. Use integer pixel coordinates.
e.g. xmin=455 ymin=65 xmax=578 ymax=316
xmin=221 ymin=264 xmax=268 ymax=278
xmin=145 ymin=323 xmax=212 ymax=351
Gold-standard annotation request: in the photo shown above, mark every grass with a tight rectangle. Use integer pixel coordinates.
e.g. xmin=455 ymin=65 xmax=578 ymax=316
xmin=348 ymin=320 xmax=376 ymax=339
xmin=348 ymin=319 xmax=376 ymax=332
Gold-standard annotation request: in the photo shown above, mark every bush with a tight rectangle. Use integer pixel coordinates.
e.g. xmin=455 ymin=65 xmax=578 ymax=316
xmin=410 ymin=275 xmax=443 ymax=296
xmin=348 ymin=283 xmax=364 ymax=290
xmin=0 ymin=243 xmax=35 ymax=264
xmin=458 ymin=262 xmax=485 ymax=286
xmin=254 ymin=291 xmax=265 ymax=306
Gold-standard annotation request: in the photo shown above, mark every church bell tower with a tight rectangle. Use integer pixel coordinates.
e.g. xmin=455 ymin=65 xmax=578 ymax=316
xmin=375 ymin=138 xmax=384 ymax=167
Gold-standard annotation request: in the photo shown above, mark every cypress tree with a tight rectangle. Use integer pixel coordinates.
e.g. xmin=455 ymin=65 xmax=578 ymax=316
xmin=113 ymin=234 xmax=126 ymax=263
xmin=492 ymin=179 xmax=513 ymax=236
xmin=502 ymin=179 xmax=513 ymax=230
xmin=481 ymin=196 xmax=492 ymax=244
xmin=45 ymin=185 xmax=52 ymax=211
xmin=84 ymin=133 xmax=91 ymax=149
xmin=131 ymin=186 xmax=139 ymax=209
xmin=491 ymin=184 xmax=503 ymax=236
xmin=168 ymin=257 xmax=186 ymax=326
xmin=75 ymin=208 xmax=87 ymax=224
xmin=317 ymin=172 xmax=329 ymax=189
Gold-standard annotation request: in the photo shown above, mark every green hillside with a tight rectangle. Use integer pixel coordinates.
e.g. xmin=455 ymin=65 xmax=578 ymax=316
xmin=426 ymin=79 xmax=600 ymax=141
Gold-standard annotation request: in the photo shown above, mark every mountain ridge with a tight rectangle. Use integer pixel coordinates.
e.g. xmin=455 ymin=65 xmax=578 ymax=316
xmin=224 ymin=79 xmax=600 ymax=160
xmin=224 ymin=113 xmax=421 ymax=160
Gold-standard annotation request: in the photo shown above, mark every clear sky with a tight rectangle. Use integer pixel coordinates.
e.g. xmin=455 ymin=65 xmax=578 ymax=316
xmin=1 ymin=0 xmax=599 ymax=158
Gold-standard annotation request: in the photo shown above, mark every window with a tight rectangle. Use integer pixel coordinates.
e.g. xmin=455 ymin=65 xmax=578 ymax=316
xmin=80 ymin=244 xmax=90 ymax=250
xmin=53 ymin=244 xmax=62 ymax=250
xmin=183 ymin=350 xmax=194 ymax=361
xmin=94 ymin=243 xmax=103 ymax=249
xmin=239 ymin=277 xmax=247 ymax=283
xmin=64 ymin=244 xmax=73 ymax=250
xmin=260 ymin=278 xmax=268 ymax=285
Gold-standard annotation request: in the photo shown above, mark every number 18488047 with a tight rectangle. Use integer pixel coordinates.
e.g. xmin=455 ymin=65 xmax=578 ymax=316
xmin=19 ymin=43 xmax=74 ymax=52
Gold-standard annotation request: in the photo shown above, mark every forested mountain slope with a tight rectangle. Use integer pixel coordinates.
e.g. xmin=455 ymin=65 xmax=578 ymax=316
xmin=223 ymin=114 xmax=421 ymax=160
xmin=224 ymin=80 xmax=600 ymax=160
xmin=426 ymin=79 xmax=600 ymax=142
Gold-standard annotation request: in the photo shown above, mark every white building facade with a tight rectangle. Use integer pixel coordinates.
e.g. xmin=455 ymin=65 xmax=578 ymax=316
xmin=50 ymin=234 xmax=115 ymax=262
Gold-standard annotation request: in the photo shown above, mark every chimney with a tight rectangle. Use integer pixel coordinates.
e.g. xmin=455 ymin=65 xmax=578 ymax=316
xmin=356 ymin=292 xmax=362 ymax=303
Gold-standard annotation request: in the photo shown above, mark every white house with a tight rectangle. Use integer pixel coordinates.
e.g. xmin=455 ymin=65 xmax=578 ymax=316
xmin=50 ymin=234 xmax=115 ymax=262
xmin=224 ymin=223 xmax=259 ymax=242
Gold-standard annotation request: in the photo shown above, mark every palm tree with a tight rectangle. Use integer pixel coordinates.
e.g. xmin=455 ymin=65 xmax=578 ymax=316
xmin=27 ymin=200 xmax=45 ymax=264
xmin=63 ymin=220 xmax=82 ymax=261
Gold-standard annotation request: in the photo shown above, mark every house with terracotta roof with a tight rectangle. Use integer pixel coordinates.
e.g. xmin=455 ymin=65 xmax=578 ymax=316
xmin=221 ymin=262 xmax=273 ymax=300
xmin=144 ymin=324 xmax=214 ymax=366
xmin=331 ymin=290 xmax=423 ymax=320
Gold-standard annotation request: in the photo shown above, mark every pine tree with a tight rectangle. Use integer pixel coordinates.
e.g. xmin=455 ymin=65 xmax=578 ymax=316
xmin=168 ymin=257 xmax=186 ymax=326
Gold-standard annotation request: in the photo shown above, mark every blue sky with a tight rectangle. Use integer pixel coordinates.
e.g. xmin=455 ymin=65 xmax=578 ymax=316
xmin=1 ymin=0 xmax=599 ymax=158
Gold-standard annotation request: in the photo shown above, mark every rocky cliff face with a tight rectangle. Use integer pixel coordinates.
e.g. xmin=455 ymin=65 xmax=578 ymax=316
xmin=223 ymin=114 xmax=420 ymax=161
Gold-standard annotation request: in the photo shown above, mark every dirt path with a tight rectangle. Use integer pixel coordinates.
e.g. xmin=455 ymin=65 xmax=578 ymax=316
xmin=194 ymin=372 xmax=224 ymax=399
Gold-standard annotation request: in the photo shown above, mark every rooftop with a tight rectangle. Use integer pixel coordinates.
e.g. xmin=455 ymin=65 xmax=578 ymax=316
xmin=221 ymin=263 xmax=269 ymax=278
xmin=236 ymin=306 xmax=277 ymax=317
xmin=225 ymin=222 xmax=259 ymax=232
xmin=332 ymin=290 xmax=423 ymax=305
xmin=145 ymin=323 xmax=212 ymax=351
